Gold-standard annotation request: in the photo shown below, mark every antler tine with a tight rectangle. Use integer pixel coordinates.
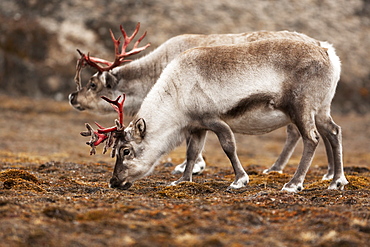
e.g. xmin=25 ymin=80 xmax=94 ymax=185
xmin=103 ymin=132 xmax=114 ymax=155
xmin=76 ymin=49 xmax=107 ymax=73
xmin=80 ymin=123 xmax=109 ymax=155
xmin=86 ymin=54 xmax=113 ymax=67
xmin=74 ymin=24 xmax=150 ymax=76
xmin=101 ymin=94 xmax=126 ymax=127
xmin=74 ymin=52 xmax=85 ymax=91
xmin=80 ymin=94 xmax=126 ymax=155
xmin=74 ymin=49 xmax=110 ymax=89
xmin=109 ymin=28 xmax=122 ymax=57
xmin=120 ymin=23 xmax=140 ymax=52
xmin=118 ymin=23 xmax=151 ymax=61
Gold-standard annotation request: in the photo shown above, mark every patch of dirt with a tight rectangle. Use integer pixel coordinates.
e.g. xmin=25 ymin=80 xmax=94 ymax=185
xmin=0 ymin=94 xmax=369 ymax=246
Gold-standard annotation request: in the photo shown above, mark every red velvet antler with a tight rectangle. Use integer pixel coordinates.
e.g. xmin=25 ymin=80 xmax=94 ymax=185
xmin=81 ymin=94 xmax=126 ymax=156
xmin=74 ymin=23 xmax=150 ymax=90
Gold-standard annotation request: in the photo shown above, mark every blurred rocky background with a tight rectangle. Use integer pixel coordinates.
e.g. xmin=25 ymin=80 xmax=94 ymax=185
xmin=0 ymin=0 xmax=369 ymax=113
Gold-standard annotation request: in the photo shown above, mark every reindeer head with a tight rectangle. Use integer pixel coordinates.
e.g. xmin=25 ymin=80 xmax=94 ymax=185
xmin=81 ymin=94 xmax=150 ymax=190
xmin=69 ymin=23 xmax=150 ymax=114
xmin=109 ymin=117 xmax=150 ymax=190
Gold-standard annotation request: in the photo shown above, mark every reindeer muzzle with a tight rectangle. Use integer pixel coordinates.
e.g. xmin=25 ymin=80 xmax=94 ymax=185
xmin=109 ymin=177 xmax=133 ymax=190
xmin=69 ymin=92 xmax=86 ymax=111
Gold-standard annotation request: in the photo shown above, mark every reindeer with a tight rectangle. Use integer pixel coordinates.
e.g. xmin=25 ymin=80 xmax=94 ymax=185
xmin=71 ymin=24 xmax=336 ymax=179
xmin=82 ymin=38 xmax=348 ymax=193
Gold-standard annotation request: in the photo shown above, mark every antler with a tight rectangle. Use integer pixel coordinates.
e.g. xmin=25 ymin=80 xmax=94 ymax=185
xmin=74 ymin=23 xmax=151 ymax=90
xmin=81 ymin=94 xmax=126 ymax=156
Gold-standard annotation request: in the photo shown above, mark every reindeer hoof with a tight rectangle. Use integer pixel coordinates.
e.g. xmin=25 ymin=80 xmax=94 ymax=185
xmin=170 ymin=180 xmax=180 ymax=186
xmin=262 ymin=168 xmax=283 ymax=174
xmin=171 ymin=165 xmax=184 ymax=175
xmin=227 ymin=175 xmax=249 ymax=190
xmin=192 ymin=164 xmax=205 ymax=175
xmin=172 ymin=161 xmax=206 ymax=175
xmin=170 ymin=177 xmax=192 ymax=186
xmin=322 ymin=173 xmax=334 ymax=181
xmin=328 ymin=176 xmax=348 ymax=190
xmin=281 ymin=183 xmax=304 ymax=193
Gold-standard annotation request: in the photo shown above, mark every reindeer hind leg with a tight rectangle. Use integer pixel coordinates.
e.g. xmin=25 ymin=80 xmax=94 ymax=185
xmin=319 ymin=132 xmax=335 ymax=180
xmin=316 ymin=115 xmax=348 ymax=190
xmin=282 ymin=110 xmax=320 ymax=192
xmin=263 ymin=123 xmax=301 ymax=174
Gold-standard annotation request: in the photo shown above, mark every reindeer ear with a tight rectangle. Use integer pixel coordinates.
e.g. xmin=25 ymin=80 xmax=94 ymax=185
xmin=101 ymin=72 xmax=118 ymax=89
xmin=134 ymin=118 xmax=146 ymax=140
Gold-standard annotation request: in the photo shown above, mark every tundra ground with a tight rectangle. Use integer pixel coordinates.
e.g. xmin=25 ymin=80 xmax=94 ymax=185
xmin=0 ymin=95 xmax=369 ymax=247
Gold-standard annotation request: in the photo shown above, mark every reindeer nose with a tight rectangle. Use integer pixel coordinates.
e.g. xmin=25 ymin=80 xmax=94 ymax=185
xmin=69 ymin=92 xmax=77 ymax=104
xmin=109 ymin=177 xmax=132 ymax=190
xmin=69 ymin=92 xmax=85 ymax=111
xmin=109 ymin=177 xmax=120 ymax=188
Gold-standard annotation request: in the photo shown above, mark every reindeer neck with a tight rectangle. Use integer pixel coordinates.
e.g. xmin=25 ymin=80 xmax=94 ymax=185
xmin=112 ymin=39 xmax=190 ymax=116
xmin=137 ymin=85 xmax=187 ymax=164
xmin=116 ymin=37 xmax=187 ymax=88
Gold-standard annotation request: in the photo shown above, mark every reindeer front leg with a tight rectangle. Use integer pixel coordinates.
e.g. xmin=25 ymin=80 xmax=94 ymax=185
xmin=171 ymin=130 xmax=207 ymax=185
xmin=172 ymin=134 xmax=207 ymax=175
xmin=204 ymin=119 xmax=249 ymax=190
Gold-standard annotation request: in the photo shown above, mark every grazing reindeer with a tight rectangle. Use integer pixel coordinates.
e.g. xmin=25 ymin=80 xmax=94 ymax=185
xmin=70 ymin=24 xmax=336 ymax=179
xmin=84 ymin=38 xmax=348 ymax=192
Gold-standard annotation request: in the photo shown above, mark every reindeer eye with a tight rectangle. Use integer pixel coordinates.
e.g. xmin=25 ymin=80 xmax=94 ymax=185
xmin=122 ymin=148 xmax=131 ymax=156
xmin=89 ymin=82 xmax=97 ymax=90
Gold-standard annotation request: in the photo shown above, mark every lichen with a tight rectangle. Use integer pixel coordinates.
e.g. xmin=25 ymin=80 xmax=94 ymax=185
xmin=156 ymin=182 xmax=215 ymax=199
xmin=0 ymin=169 xmax=40 ymax=184
xmin=3 ymin=178 xmax=44 ymax=192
